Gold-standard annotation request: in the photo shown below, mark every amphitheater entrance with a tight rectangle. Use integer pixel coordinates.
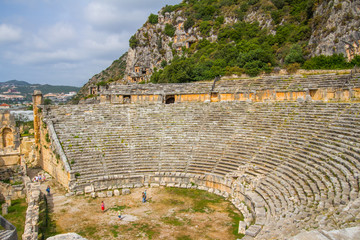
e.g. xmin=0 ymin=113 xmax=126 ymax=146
xmin=123 ymin=95 xmax=131 ymax=104
xmin=210 ymin=92 xmax=219 ymax=102
xmin=165 ymin=95 xmax=175 ymax=104
xmin=309 ymin=89 xmax=318 ymax=98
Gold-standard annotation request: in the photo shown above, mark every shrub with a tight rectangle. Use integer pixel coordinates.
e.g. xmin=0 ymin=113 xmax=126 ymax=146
xmin=129 ymin=35 xmax=139 ymax=49
xmin=303 ymin=54 xmax=351 ymax=70
xmin=148 ymin=14 xmax=158 ymax=24
xmin=164 ymin=24 xmax=176 ymax=37
xmin=199 ymin=21 xmax=212 ymax=36
xmin=286 ymin=63 xmax=300 ymax=74
xmin=285 ymin=44 xmax=304 ymax=65
xmin=184 ymin=18 xmax=195 ymax=32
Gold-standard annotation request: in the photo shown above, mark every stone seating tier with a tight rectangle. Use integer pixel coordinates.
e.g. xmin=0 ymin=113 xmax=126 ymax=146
xmin=43 ymin=101 xmax=360 ymax=239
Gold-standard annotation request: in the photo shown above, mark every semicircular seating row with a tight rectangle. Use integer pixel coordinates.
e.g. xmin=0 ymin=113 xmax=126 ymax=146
xmin=46 ymin=101 xmax=360 ymax=238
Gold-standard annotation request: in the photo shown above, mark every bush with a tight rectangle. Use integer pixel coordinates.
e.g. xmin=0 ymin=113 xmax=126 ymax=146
xmin=148 ymin=14 xmax=158 ymax=24
xmin=129 ymin=35 xmax=139 ymax=49
xmin=199 ymin=21 xmax=212 ymax=36
xmin=286 ymin=63 xmax=300 ymax=74
xmin=164 ymin=24 xmax=176 ymax=37
xmin=184 ymin=18 xmax=195 ymax=32
xmin=303 ymin=54 xmax=351 ymax=70
xmin=285 ymin=44 xmax=304 ymax=65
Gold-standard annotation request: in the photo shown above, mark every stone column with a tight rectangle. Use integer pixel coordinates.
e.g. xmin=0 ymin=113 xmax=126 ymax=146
xmin=5 ymin=196 xmax=11 ymax=206
xmin=32 ymin=90 xmax=43 ymax=145
xmin=2 ymin=203 xmax=8 ymax=215
xmin=32 ymin=90 xmax=43 ymax=166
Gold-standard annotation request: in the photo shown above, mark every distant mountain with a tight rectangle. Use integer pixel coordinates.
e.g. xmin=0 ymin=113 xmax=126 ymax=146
xmin=0 ymin=80 xmax=30 ymax=86
xmin=0 ymin=80 xmax=80 ymax=102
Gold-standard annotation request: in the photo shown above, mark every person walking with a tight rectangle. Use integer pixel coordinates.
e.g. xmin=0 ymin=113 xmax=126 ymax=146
xmin=46 ymin=185 xmax=50 ymax=195
xmin=118 ymin=209 xmax=122 ymax=220
xmin=101 ymin=201 xmax=105 ymax=212
xmin=142 ymin=192 xmax=146 ymax=203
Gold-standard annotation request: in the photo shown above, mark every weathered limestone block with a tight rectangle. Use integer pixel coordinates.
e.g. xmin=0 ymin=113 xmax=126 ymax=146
xmin=150 ymin=183 xmax=160 ymax=188
xmin=84 ymin=185 xmax=94 ymax=194
xmin=107 ymin=191 xmax=113 ymax=197
xmin=5 ymin=196 xmax=11 ymax=206
xmin=122 ymin=189 xmax=131 ymax=195
xmin=114 ymin=189 xmax=120 ymax=196
xmin=91 ymin=192 xmax=96 ymax=198
xmin=238 ymin=221 xmax=247 ymax=234
xmin=47 ymin=233 xmax=88 ymax=240
xmin=97 ymin=192 xmax=106 ymax=198
xmin=2 ymin=203 xmax=8 ymax=215
xmin=76 ymin=191 xmax=84 ymax=196
xmin=245 ymin=225 xmax=262 ymax=237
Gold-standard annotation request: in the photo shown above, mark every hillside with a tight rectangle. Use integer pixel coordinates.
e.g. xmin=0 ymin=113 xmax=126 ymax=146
xmin=79 ymin=0 xmax=360 ymax=99
xmin=0 ymin=80 xmax=80 ymax=102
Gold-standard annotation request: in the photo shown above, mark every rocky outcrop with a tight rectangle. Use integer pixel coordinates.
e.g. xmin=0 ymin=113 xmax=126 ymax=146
xmin=308 ymin=0 xmax=360 ymax=60
xmin=47 ymin=233 xmax=87 ymax=240
xmin=70 ymin=53 xmax=127 ymax=103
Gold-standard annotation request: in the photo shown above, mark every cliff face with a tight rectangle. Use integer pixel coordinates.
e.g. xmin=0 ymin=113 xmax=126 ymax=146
xmin=78 ymin=0 xmax=360 ymax=101
xmin=308 ymin=0 xmax=360 ymax=60
xmin=125 ymin=11 xmax=201 ymax=83
xmin=71 ymin=52 xmax=127 ymax=103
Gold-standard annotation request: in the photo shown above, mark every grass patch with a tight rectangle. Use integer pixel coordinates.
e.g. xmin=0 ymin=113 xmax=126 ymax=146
xmin=227 ymin=205 xmax=244 ymax=239
xmin=110 ymin=225 xmax=119 ymax=237
xmin=109 ymin=204 xmax=128 ymax=211
xmin=78 ymin=225 xmax=98 ymax=238
xmin=165 ymin=188 xmax=222 ymax=213
xmin=161 ymin=215 xmax=184 ymax=226
xmin=38 ymin=195 xmax=62 ymax=239
xmin=3 ymin=198 xmax=27 ymax=239
xmin=134 ymin=223 xmax=158 ymax=239
xmin=176 ymin=235 xmax=192 ymax=240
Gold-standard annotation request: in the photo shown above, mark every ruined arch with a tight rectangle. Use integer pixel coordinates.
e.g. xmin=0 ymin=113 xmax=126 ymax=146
xmin=2 ymin=127 xmax=13 ymax=148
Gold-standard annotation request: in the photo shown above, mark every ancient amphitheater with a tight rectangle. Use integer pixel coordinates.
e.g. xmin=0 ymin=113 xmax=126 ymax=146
xmin=35 ymin=73 xmax=360 ymax=239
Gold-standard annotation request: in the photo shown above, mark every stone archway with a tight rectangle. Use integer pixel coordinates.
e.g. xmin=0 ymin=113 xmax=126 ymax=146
xmin=2 ymin=128 xmax=13 ymax=148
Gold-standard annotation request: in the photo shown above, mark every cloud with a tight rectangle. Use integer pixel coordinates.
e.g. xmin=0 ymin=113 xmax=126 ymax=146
xmin=0 ymin=0 xmax=182 ymax=86
xmin=0 ymin=24 xmax=22 ymax=44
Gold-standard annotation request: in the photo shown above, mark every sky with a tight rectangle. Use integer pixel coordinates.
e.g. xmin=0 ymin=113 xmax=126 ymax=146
xmin=0 ymin=0 xmax=181 ymax=87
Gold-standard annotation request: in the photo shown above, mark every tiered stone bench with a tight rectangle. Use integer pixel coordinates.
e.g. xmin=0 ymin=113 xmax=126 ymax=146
xmin=43 ymin=101 xmax=360 ymax=239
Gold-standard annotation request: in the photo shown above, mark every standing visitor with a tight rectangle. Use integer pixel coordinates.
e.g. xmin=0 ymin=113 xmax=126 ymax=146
xmin=118 ymin=209 xmax=122 ymax=220
xmin=46 ymin=185 xmax=50 ymax=195
xmin=101 ymin=201 xmax=105 ymax=212
xmin=142 ymin=192 xmax=146 ymax=203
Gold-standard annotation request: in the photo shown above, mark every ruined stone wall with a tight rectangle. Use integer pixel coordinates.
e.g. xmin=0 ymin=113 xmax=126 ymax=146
xmin=0 ymin=110 xmax=21 ymax=167
xmin=22 ymin=176 xmax=41 ymax=240
xmin=38 ymin=120 xmax=71 ymax=189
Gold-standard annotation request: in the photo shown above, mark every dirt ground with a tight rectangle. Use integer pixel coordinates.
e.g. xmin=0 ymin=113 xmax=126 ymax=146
xmin=39 ymin=176 xmax=242 ymax=240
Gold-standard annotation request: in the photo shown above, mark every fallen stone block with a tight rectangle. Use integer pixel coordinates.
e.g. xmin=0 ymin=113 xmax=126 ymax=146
xmin=122 ymin=189 xmax=131 ymax=195
xmin=114 ymin=189 xmax=120 ymax=196
xmin=238 ymin=221 xmax=247 ymax=234
xmin=245 ymin=225 xmax=262 ymax=237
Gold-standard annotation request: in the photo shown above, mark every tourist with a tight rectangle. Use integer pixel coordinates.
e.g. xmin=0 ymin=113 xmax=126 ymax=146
xmin=101 ymin=201 xmax=105 ymax=212
xmin=118 ymin=209 xmax=122 ymax=220
xmin=35 ymin=175 xmax=38 ymax=182
xmin=43 ymin=174 xmax=46 ymax=182
xmin=144 ymin=189 xmax=147 ymax=201
xmin=46 ymin=185 xmax=50 ymax=195
xmin=142 ymin=191 xmax=146 ymax=203
xmin=38 ymin=175 xmax=42 ymax=181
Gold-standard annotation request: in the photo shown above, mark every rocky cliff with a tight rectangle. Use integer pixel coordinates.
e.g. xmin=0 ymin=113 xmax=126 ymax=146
xmin=308 ymin=0 xmax=360 ymax=60
xmin=77 ymin=0 xmax=360 ymax=101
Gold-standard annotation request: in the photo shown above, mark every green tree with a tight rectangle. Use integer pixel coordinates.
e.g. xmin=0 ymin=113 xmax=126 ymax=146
xmin=164 ymin=24 xmax=176 ymax=37
xmin=285 ymin=44 xmax=304 ymax=65
xmin=148 ymin=14 xmax=158 ymax=24
xmin=129 ymin=35 xmax=139 ymax=49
